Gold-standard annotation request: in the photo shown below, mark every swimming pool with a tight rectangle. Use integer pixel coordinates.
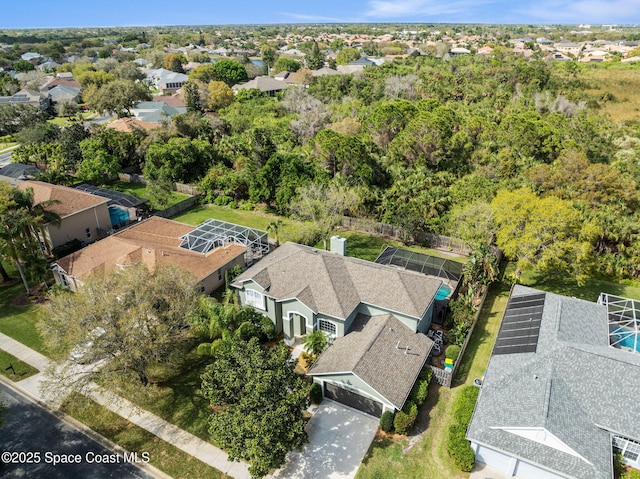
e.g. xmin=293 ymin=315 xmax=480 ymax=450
xmin=613 ymin=327 xmax=640 ymax=353
xmin=435 ymin=284 xmax=452 ymax=301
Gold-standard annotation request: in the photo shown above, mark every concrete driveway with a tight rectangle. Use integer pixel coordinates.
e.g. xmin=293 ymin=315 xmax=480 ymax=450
xmin=272 ymin=400 xmax=378 ymax=479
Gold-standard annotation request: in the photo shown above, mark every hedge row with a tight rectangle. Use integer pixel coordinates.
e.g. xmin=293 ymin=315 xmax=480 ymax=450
xmin=379 ymin=366 xmax=433 ymax=434
xmin=447 ymin=385 xmax=479 ymax=472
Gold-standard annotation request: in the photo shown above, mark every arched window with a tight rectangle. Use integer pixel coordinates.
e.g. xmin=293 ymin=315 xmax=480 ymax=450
xmin=245 ymin=289 xmax=265 ymax=310
xmin=318 ymin=319 xmax=337 ymax=338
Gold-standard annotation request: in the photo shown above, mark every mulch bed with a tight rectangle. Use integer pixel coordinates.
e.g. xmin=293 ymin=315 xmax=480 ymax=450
xmin=10 ymin=284 xmax=49 ymax=307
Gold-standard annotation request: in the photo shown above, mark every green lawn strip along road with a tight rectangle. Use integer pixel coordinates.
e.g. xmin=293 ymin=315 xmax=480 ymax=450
xmin=0 ymin=349 xmax=39 ymax=380
xmin=62 ymin=393 xmax=228 ymax=479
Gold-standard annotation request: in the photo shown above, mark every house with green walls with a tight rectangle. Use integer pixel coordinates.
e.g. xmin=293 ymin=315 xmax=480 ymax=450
xmin=231 ymin=241 xmax=440 ymax=416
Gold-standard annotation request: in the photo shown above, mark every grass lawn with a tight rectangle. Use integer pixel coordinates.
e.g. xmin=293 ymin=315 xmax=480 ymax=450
xmin=48 ymin=112 xmax=96 ymax=127
xmin=0 ymin=264 xmax=45 ymax=354
xmin=174 ymin=205 xmax=467 ymax=263
xmin=115 ymin=348 xmax=215 ymax=443
xmin=503 ymin=263 xmax=640 ymax=302
xmin=107 ymin=180 xmax=191 ymax=210
xmin=0 ymin=349 xmax=39 ymax=381
xmin=0 ymin=142 xmax=17 ymax=152
xmin=62 ymin=394 xmax=228 ymax=479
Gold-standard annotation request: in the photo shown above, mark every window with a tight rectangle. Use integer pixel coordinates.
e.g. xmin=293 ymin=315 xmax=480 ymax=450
xmin=85 ymin=228 xmax=91 ymax=239
xmin=613 ymin=435 xmax=640 ymax=463
xmin=318 ymin=319 xmax=337 ymax=338
xmin=218 ymin=269 xmax=223 ymax=281
xmin=245 ymin=289 xmax=265 ymax=310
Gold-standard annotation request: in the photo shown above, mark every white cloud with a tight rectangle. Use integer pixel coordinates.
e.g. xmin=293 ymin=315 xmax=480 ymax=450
xmin=280 ymin=12 xmax=346 ymax=22
xmin=365 ymin=0 xmax=495 ymax=18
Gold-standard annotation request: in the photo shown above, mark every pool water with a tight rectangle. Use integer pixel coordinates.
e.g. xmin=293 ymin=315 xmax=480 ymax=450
xmin=613 ymin=327 xmax=640 ymax=353
xmin=435 ymin=284 xmax=452 ymax=301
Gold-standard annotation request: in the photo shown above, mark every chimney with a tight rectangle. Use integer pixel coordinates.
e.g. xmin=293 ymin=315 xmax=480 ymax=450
xmin=330 ymin=235 xmax=346 ymax=256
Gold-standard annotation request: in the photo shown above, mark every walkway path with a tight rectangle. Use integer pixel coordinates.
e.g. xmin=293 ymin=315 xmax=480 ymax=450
xmin=0 ymin=332 xmax=251 ymax=479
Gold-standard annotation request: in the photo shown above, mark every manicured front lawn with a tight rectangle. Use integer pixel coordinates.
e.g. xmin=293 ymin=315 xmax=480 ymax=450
xmin=107 ymin=180 xmax=191 ymax=210
xmin=62 ymin=394 xmax=227 ymax=479
xmin=0 ymin=266 xmax=45 ymax=354
xmin=114 ymin=348 xmax=215 ymax=443
xmin=0 ymin=349 xmax=39 ymax=380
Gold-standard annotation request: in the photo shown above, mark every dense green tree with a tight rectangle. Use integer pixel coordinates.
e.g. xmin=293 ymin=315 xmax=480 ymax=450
xmin=335 ymin=47 xmax=360 ymax=65
xmin=0 ymin=104 xmax=48 ymax=136
xmin=491 ymin=188 xmax=595 ymax=284
xmin=183 ymin=80 xmax=204 ymax=113
xmin=260 ymin=45 xmax=277 ymax=71
xmin=311 ymin=129 xmax=377 ymax=184
xmin=84 ymin=79 xmax=150 ymax=117
xmin=144 ymin=137 xmax=214 ymax=184
xmin=16 ymin=122 xmax=60 ymax=145
xmin=206 ymin=80 xmax=234 ymax=111
xmin=306 ymin=41 xmax=325 ymax=70
xmin=76 ymin=139 xmax=120 ymax=184
xmin=201 ymin=338 xmax=308 ymax=478
xmin=366 ymin=99 xmax=418 ymax=148
xmin=210 ymin=59 xmax=248 ymax=87
xmin=12 ymin=59 xmax=35 ymax=73
xmin=272 ymin=57 xmax=301 ymax=73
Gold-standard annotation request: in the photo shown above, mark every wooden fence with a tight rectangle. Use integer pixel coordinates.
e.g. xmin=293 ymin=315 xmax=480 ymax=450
xmin=155 ymin=195 xmax=200 ymax=219
xmin=117 ymin=173 xmax=200 ymax=195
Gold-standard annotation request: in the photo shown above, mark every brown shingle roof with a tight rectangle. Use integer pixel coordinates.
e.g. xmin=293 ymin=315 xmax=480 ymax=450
xmin=106 ymin=117 xmax=161 ymax=132
xmin=55 ymin=216 xmax=245 ymax=282
xmin=233 ymin=242 xmax=441 ymax=320
xmin=308 ymin=314 xmax=433 ymax=409
xmin=17 ymin=180 xmax=109 ymax=218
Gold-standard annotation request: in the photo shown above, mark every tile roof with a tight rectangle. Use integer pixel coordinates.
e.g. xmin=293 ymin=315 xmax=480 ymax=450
xmin=467 ymin=285 xmax=640 ymax=479
xmin=55 ymin=216 xmax=246 ymax=283
xmin=17 ymin=180 xmax=109 ymax=218
xmin=232 ymin=242 xmax=441 ymax=320
xmin=106 ymin=117 xmax=162 ymax=132
xmin=308 ymin=314 xmax=433 ymax=409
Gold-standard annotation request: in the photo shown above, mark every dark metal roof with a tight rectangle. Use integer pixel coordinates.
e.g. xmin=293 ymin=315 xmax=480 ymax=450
xmin=493 ymin=292 xmax=545 ymax=355
xmin=74 ymin=184 xmax=148 ymax=208
xmin=0 ymin=163 xmax=42 ymax=179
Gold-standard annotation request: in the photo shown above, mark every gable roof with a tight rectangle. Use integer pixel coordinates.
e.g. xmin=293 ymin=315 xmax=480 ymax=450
xmin=54 ymin=216 xmax=246 ymax=283
xmin=308 ymin=313 xmax=433 ymax=409
xmin=17 ymin=180 xmax=109 ymax=218
xmin=106 ymin=117 xmax=162 ymax=132
xmin=467 ymin=285 xmax=640 ymax=479
xmin=232 ymin=76 xmax=287 ymax=93
xmin=232 ymin=242 xmax=441 ymax=320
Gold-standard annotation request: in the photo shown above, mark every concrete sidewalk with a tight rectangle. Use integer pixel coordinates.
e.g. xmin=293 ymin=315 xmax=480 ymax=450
xmin=0 ymin=332 xmax=251 ymax=479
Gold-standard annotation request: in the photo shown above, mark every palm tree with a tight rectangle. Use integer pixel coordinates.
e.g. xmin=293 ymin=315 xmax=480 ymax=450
xmin=267 ymin=219 xmax=284 ymax=248
xmin=302 ymin=330 xmax=328 ymax=356
xmin=0 ymin=185 xmax=61 ymax=294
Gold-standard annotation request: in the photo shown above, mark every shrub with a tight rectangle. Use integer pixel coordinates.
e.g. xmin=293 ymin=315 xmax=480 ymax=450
xmin=394 ymin=401 xmax=418 ymax=435
xmin=309 ymin=382 xmax=323 ymax=405
xmin=625 ymin=468 xmax=640 ymax=479
xmin=447 ymin=424 xmax=475 ymax=472
xmin=239 ymin=201 xmax=255 ymax=211
xmin=454 ymin=386 xmax=479 ymax=426
xmin=227 ymin=200 xmax=238 ymax=209
xmin=379 ymin=410 xmax=394 ymax=433
xmin=445 ymin=344 xmax=461 ymax=362
xmin=419 ymin=366 xmax=433 ymax=383
xmin=213 ymin=195 xmax=233 ymax=206
xmin=409 ymin=378 xmax=429 ymax=406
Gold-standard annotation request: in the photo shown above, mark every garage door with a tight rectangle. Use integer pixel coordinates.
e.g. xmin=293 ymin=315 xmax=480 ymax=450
xmin=324 ymin=383 xmax=383 ymax=417
xmin=475 ymin=445 xmax=515 ymax=472
xmin=514 ymin=460 xmax=566 ymax=479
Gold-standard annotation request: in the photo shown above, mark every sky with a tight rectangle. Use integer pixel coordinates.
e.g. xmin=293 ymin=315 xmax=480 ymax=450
xmin=2 ymin=0 xmax=640 ymax=29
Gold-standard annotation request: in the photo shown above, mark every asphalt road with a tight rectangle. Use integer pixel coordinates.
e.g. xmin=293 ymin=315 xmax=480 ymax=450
xmin=0 ymin=152 xmax=12 ymax=168
xmin=0 ymin=382 xmax=154 ymax=479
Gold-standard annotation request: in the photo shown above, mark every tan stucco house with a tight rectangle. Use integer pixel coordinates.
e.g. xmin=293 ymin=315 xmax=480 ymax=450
xmin=52 ymin=216 xmax=246 ymax=294
xmin=17 ymin=180 xmax=111 ymax=255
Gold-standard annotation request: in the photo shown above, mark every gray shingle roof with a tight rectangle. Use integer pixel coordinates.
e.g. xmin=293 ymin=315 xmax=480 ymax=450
xmin=467 ymin=285 xmax=640 ymax=479
xmin=308 ymin=314 xmax=433 ymax=409
xmin=232 ymin=242 xmax=442 ymax=320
